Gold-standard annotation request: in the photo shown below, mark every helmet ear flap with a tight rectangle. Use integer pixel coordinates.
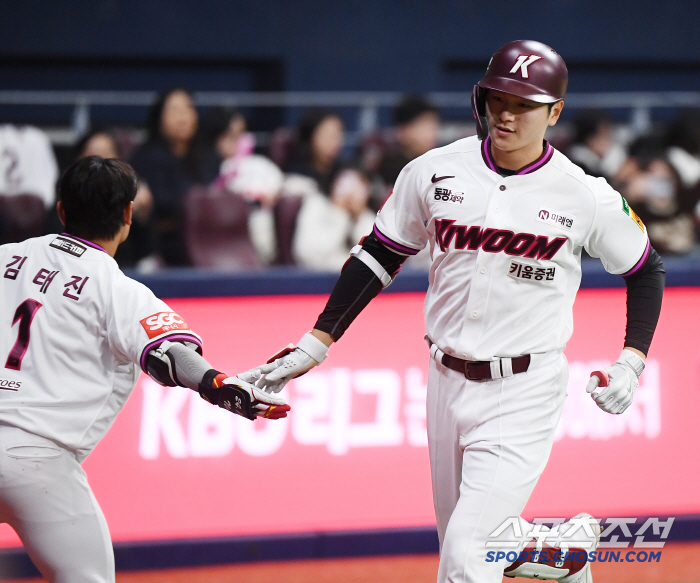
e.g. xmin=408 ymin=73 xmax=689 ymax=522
xmin=471 ymin=85 xmax=489 ymax=141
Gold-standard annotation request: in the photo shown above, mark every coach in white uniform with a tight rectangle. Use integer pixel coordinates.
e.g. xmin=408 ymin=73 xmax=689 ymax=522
xmin=246 ymin=40 xmax=665 ymax=583
xmin=0 ymin=156 xmax=289 ymax=582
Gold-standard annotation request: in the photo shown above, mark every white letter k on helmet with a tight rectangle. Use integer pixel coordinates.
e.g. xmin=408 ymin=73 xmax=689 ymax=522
xmin=510 ymin=55 xmax=543 ymax=78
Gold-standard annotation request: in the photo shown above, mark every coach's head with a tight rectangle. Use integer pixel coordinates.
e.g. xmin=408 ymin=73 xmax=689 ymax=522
xmin=57 ymin=156 xmax=138 ymax=254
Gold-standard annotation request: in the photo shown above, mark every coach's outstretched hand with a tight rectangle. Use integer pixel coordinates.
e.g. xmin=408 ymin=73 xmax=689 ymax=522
xmin=586 ymin=349 xmax=645 ymax=415
xmin=245 ymin=332 xmax=330 ymax=394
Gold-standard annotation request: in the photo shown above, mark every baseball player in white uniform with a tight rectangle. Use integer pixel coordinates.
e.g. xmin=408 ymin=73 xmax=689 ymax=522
xmin=0 ymin=156 xmax=290 ymax=582
xmin=245 ymin=40 xmax=665 ymax=582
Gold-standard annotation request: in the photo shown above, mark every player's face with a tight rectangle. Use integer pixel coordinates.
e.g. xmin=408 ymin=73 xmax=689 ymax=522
xmin=486 ymin=90 xmax=562 ymax=157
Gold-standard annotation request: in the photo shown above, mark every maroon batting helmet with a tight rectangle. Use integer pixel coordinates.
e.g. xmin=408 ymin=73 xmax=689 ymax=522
xmin=472 ymin=40 xmax=568 ymax=140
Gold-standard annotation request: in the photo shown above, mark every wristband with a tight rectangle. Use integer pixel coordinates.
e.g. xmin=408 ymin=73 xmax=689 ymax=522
xmin=297 ymin=332 xmax=329 ymax=364
xmin=619 ymin=349 xmax=645 ymax=378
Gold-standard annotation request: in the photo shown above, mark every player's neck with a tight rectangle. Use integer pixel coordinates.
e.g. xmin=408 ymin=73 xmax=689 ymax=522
xmin=72 ymin=225 xmax=129 ymax=258
xmin=89 ymin=237 xmax=119 ymax=257
xmin=489 ymin=138 xmax=545 ymax=172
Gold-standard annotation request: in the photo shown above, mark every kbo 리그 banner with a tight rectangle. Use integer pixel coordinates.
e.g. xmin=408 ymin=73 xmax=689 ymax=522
xmin=0 ymin=289 xmax=697 ymax=546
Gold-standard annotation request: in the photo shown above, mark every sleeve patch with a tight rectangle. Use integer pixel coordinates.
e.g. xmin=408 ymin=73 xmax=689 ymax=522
xmin=629 ymin=207 xmax=645 ymax=232
xmin=621 ymin=196 xmax=631 ymax=215
xmin=621 ymin=196 xmax=645 ymax=232
xmin=140 ymin=312 xmax=190 ymax=339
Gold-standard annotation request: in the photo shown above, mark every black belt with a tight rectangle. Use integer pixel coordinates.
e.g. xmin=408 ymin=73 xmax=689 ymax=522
xmin=440 ymin=352 xmax=531 ymax=381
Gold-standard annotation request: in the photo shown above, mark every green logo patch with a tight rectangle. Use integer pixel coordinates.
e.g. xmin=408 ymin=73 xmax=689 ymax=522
xmin=621 ymin=196 xmax=630 ymax=216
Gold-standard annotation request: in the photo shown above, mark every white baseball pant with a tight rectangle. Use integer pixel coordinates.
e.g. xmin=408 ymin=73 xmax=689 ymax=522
xmin=0 ymin=424 xmax=114 ymax=583
xmin=427 ymin=350 xmax=569 ymax=583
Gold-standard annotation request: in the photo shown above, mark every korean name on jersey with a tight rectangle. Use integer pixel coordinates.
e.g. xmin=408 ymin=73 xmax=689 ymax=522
xmin=374 ymin=135 xmax=648 ymax=361
xmin=0 ymin=234 xmax=201 ymax=462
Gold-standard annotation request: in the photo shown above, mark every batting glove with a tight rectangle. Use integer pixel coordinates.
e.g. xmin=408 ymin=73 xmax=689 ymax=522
xmin=251 ymin=332 xmax=329 ymax=394
xmin=199 ymin=371 xmax=290 ymax=420
xmin=586 ymin=349 xmax=645 ymax=415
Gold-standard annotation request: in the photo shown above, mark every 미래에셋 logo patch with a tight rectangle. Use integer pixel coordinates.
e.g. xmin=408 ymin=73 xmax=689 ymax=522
xmin=536 ymin=208 xmax=573 ymax=231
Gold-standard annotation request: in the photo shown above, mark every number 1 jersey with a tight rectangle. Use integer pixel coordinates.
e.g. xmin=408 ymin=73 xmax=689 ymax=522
xmin=0 ymin=234 xmax=202 ymax=462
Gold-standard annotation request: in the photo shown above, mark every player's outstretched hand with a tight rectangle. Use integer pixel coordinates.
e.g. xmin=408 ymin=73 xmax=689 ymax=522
xmin=247 ymin=332 xmax=329 ymax=394
xmin=586 ymin=349 xmax=645 ymax=415
xmin=201 ymin=374 xmax=290 ymax=420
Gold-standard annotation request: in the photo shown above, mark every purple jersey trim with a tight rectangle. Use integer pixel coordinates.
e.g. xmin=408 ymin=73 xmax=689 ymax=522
xmin=61 ymin=233 xmax=108 ymax=254
xmin=481 ymin=136 xmax=499 ymax=173
xmin=373 ymin=225 xmax=420 ymax=256
xmin=139 ymin=332 xmax=204 ymax=373
xmin=481 ymin=136 xmax=554 ymax=176
xmin=622 ymin=238 xmax=651 ymax=277
xmin=517 ymin=142 xmax=554 ymax=175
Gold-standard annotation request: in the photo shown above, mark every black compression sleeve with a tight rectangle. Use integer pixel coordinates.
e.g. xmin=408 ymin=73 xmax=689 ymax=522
xmin=623 ymin=246 xmax=665 ymax=355
xmin=314 ymin=232 xmax=407 ymax=340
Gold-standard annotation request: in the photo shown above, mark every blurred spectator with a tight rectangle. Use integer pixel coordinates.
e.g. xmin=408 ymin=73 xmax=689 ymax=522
xmin=665 ymin=112 xmax=700 ymax=244
xmin=666 ymin=111 xmax=700 ymax=189
xmin=293 ymin=168 xmax=375 ymax=271
xmin=202 ymin=106 xmax=256 ymax=171
xmin=377 ymin=95 xmax=440 ymax=187
xmin=286 ymin=108 xmax=345 ymax=196
xmin=614 ymin=136 xmax=697 ymax=254
xmin=76 ymin=131 xmax=119 ymax=160
xmin=0 ymin=125 xmax=58 ymax=209
xmin=75 ymin=130 xmax=157 ymax=270
xmin=0 ymin=125 xmax=58 ymax=244
xmin=130 ymin=88 xmax=218 ymax=266
xmin=567 ymin=110 xmax=627 ymax=179
xmin=221 ymin=154 xmax=284 ymax=264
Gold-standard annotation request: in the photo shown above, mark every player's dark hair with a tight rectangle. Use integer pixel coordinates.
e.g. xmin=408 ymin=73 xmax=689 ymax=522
xmin=58 ymin=156 xmax=138 ymax=240
xmin=393 ymin=94 xmax=438 ymax=126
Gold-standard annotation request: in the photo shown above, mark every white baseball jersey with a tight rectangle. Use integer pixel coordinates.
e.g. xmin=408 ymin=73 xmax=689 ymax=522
xmin=374 ymin=135 xmax=649 ymax=361
xmin=0 ymin=233 xmax=202 ymax=461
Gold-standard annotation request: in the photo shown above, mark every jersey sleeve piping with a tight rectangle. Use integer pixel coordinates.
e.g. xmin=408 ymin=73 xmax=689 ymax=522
xmin=373 ymin=225 xmax=421 ymax=256
xmin=139 ymin=331 xmax=203 ymax=373
xmin=622 ymin=238 xmax=651 ymax=277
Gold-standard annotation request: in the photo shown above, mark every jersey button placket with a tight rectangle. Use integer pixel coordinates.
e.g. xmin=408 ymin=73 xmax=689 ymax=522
xmin=467 ymin=181 xmax=508 ymax=337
